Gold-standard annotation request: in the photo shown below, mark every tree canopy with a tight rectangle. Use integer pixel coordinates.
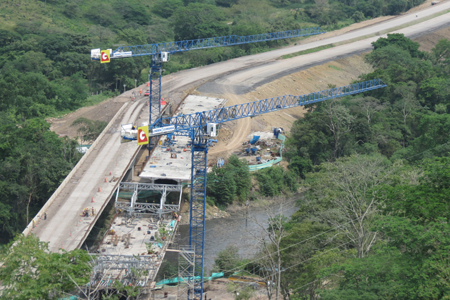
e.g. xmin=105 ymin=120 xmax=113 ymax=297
xmin=265 ymin=34 xmax=450 ymax=299
xmin=0 ymin=234 xmax=92 ymax=299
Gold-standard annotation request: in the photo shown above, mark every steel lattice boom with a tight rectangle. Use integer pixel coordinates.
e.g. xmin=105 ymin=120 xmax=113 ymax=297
xmin=109 ymin=28 xmax=324 ymax=58
xmin=90 ymin=28 xmax=326 ymax=153
xmin=159 ymin=79 xmax=387 ymax=133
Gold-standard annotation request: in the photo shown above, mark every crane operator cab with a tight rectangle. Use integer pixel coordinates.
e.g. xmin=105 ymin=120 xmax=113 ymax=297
xmin=158 ymin=52 xmax=170 ymax=62
xmin=207 ymin=123 xmax=217 ymax=137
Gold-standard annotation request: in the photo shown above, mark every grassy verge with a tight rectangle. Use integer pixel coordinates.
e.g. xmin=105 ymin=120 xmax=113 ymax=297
xmin=329 ymin=65 xmax=342 ymax=71
xmin=334 ymin=8 xmax=450 ymax=46
xmin=281 ymin=44 xmax=335 ymax=59
xmin=83 ymin=91 xmax=119 ymax=107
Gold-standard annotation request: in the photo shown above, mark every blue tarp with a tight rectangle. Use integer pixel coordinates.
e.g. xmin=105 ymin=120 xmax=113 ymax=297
xmin=249 ymin=135 xmax=260 ymax=144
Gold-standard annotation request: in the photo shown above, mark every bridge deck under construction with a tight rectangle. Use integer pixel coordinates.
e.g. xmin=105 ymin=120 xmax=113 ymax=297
xmin=139 ymin=95 xmax=226 ymax=182
xmin=29 ymin=96 xmax=150 ymax=252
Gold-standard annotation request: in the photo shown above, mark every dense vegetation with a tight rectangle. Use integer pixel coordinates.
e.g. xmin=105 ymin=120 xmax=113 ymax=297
xmin=284 ymin=34 xmax=450 ymax=299
xmin=0 ymin=234 xmax=92 ymax=299
xmin=285 ymin=34 xmax=450 ymax=171
xmin=206 ymin=154 xmax=298 ymax=208
xmin=213 ymin=34 xmax=450 ymax=299
xmin=207 ymin=155 xmax=252 ymax=207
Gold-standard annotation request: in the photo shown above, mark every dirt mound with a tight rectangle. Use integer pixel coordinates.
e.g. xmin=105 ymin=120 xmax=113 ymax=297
xmin=415 ymin=26 xmax=450 ymax=51
xmin=47 ymin=95 xmax=129 ymax=140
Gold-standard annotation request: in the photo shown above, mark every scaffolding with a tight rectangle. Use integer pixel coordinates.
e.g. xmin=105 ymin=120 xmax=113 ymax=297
xmin=115 ymin=182 xmax=182 ymax=218
xmin=178 ymin=245 xmax=196 ymax=300
xmin=87 ymin=254 xmax=156 ymax=296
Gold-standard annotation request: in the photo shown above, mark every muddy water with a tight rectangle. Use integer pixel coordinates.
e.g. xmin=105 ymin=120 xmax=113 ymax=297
xmin=172 ymin=200 xmax=297 ymax=272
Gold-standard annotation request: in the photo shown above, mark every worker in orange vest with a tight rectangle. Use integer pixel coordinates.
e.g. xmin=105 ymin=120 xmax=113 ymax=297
xmin=140 ymin=89 xmax=142 ymax=96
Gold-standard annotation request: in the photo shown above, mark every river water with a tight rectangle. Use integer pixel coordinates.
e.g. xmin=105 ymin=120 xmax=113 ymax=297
xmin=168 ymin=200 xmax=298 ymax=272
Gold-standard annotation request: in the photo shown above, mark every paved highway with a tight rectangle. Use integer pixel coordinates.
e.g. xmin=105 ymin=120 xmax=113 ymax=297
xmin=31 ymin=99 xmax=148 ymax=251
xmin=27 ymin=2 xmax=450 ymax=252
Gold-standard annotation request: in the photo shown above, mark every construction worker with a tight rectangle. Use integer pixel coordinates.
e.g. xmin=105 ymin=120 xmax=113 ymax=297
xmin=140 ymin=89 xmax=142 ymax=96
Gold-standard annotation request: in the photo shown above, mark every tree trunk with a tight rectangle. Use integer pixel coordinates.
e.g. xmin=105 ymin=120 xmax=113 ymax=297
xmin=277 ymin=247 xmax=281 ymax=300
xmin=26 ymin=192 xmax=32 ymax=225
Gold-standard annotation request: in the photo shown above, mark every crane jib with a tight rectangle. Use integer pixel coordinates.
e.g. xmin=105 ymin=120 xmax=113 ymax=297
xmin=159 ymin=79 xmax=386 ymax=131
xmin=109 ymin=28 xmax=325 ymax=58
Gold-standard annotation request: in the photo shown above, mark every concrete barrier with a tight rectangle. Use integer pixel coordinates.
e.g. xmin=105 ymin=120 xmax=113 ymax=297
xmin=23 ymin=102 xmax=128 ymax=236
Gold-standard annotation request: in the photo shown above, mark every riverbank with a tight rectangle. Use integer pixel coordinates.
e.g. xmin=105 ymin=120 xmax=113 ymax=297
xmin=226 ymin=192 xmax=302 ymax=214
xmin=178 ymin=192 xmax=302 ymax=226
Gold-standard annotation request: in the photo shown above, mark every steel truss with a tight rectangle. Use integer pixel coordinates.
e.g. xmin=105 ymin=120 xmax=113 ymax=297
xmin=116 ymin=182 xmax=182 ymax=217
xmin=119 ymin=182 xmax=182 ymax=192
xmin=110 ymin=28 xmax=325 ymax=58
xmin=148 ymin=59 xmax=163 ymax=152
xmin=178 ymin=245 xmax=196 ymax=300
xmin=89 ymin=254 xmax=154 ymax=292
xmin=162 ymin=79 xmax=387 ymax=132
xmin=189 ymin=129 xmax=209 ymax=299
xmin=93 ymin=254 xmax=156 ymax=272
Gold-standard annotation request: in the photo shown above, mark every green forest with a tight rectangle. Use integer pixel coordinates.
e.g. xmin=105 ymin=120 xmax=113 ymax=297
xmin=3 ymin=0 xmax=450 ymax=299
xmin=211 ymin=34 xmax=450 ymax=299
xmin=281 ymin=33 xmax=450 ymax=299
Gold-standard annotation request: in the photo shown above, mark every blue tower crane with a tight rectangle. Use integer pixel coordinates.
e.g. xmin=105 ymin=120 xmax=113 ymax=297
xmin=91 ymin=30 xmax=386 ymax=300
xmin=147 ymin=79 xmax=387 ymax=299
xmin=91 ymin=28 xmax=325 ymax=150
